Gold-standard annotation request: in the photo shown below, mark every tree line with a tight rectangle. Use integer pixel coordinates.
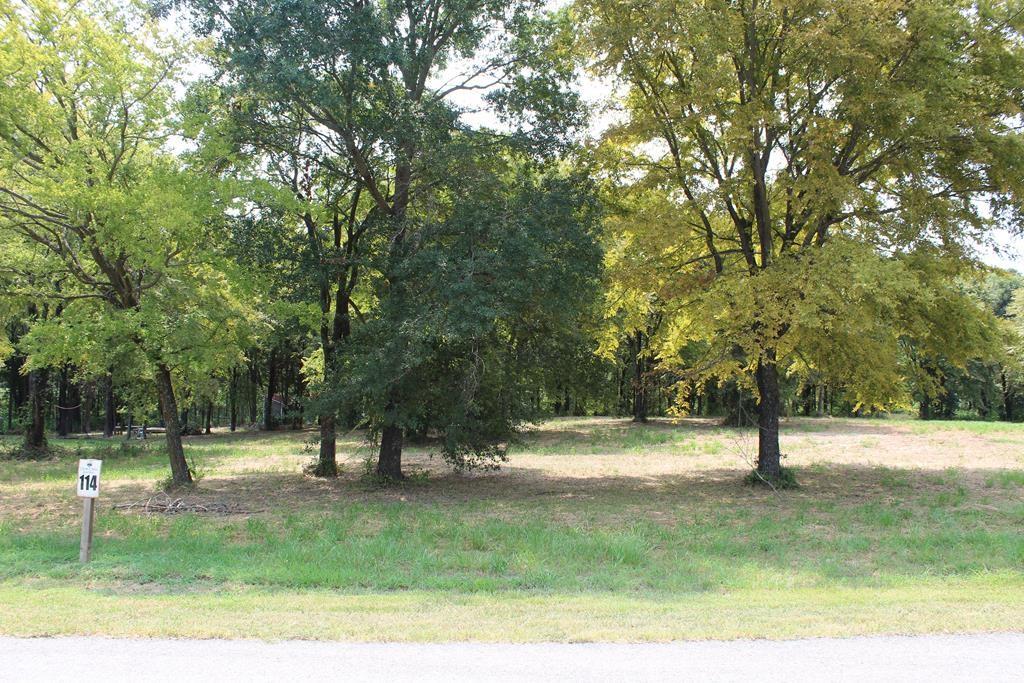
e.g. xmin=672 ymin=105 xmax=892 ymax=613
xmin=2 ymin=0 xmax=1024 ymax=487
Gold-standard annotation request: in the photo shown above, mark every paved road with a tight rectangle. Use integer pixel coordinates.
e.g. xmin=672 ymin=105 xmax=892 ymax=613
xmin=4 ymin=633 xmax=1022 ymax=682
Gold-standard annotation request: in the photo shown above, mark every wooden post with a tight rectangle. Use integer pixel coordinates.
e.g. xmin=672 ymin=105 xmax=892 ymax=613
xmin=76 ymin=458 xmax=101 ymax=563
xmin=80 ymin=496 xmax=95 ymax=563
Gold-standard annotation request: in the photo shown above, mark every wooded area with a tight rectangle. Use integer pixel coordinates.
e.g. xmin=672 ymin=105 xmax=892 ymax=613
xmin=3 ymin=0 xmax=1024 ymax=488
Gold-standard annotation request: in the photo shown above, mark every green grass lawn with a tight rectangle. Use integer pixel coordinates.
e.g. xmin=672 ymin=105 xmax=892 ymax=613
xmin=1 ymin=416 xmax=1023 ymax=641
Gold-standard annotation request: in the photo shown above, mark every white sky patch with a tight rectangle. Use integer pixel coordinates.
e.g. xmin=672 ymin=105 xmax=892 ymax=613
xmin=976 ymin=228 xmax=1023 ymax=271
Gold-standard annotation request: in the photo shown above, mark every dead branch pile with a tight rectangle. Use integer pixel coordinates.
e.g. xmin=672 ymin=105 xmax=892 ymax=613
xmin=111 ymin=493 xmax=254 ymax=515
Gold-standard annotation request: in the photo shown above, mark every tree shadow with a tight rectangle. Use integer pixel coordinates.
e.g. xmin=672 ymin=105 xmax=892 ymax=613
xmin=98 ymin=457 xmax=1020 ymax=521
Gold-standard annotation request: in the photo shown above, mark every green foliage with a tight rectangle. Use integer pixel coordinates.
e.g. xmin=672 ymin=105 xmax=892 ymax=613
xmin=4 ymin=0 xmax=1024 ymax=484
xmin=333 ymin=154 xmax=604 ymax=469
xmin=579 ymin=0 xmax=1024 ymax=422
xmin=186 ymin=0 xmax=600 ymax=470
xmin=0 ymin=0 xmax=251 ymax=357
xmin=744 ymin=466 xmax=800 ymax=490
xmin=0 ymin=0 xmax=257 ymax=480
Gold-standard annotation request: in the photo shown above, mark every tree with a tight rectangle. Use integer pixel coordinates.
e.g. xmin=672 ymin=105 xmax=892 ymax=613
xmin=0 ymin=240 xmax=53 ymax=450
xmin=325 ymin=148 xmax=603 ymax=472
xmin=188 ymin=0 xmax=585 ymax=478
xmin=580 ymin=0 xmax=1024 ymax=482
xmin=182 ymin=81 xmax=373 ymax=476
xmin=0 ymin=0 xmax=251 ymax=483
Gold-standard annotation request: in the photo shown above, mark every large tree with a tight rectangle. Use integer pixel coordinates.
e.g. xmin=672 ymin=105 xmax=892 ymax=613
xmin=188 ymin=0 xmax=586 ymax=478
xmin=182 ymin=83 xmax=373 ymax=477
xmin=580 ymin=0 xmax=1024 ymax=481
xmin=0 ymin=0 xmax=250 ymax=484
xmin=332 ymin=146 xmax=603 ymax=472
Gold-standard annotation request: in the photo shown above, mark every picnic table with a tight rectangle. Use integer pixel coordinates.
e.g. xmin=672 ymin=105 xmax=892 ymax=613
xmin=129 ymin=425 xmax=167 ymax=440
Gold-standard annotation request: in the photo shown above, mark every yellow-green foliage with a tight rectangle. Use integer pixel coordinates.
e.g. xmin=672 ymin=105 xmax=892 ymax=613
xmin=658 ymin=241 xmax=1001 ymax=408
xmin=580 ymin=0 xmax=1023 ymax=409
xmin=0 ymin=0 xmax=256 ymax=388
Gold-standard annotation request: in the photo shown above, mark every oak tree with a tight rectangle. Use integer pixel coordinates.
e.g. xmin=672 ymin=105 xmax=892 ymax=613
xmin=580 ymin=0 xmax=1024 ymax=481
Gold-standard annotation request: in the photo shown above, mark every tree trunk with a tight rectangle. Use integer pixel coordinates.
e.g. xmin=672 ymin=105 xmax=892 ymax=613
xmin=229 ymin=368 xmax=238 ymax=432
xmin=919 ymin=397 xmax=932 ymax=420
xmin=372 ymin=157 xmax=413 ymax=482
xmin=154 ymin=364 xmax=192 ymax=486
xmin=377 ymin=421 xmax=404 ymax=480
xmin=248 ymin=358 xmax=259 ymax=424
xmin=24 ymin=368 xmax=47 ymax=451
xmin=204 ymin=400 xmax=212 ymax=435
xmin=6 ymin=355 xmax=23 ymax=433
xmin=755 ymin=357 xmax=782 ymax=479
xmin=5 ymin=359 xmax=13 ymax=433
xmin=81 ymin=381 xmax=94 ymax=434
xmin=56 ymin=366 xmax=70 ymax=437
xmin=69 ymin=379 xmax=81 ymax=433
xmin=263 ymin=349 xmax=277 ymax=431
xmin=292 ymin=363 xmax=305 ymax=430
xmin=632 ymin=330 xmax=648 ymax=423
xmin=103 ymin=374 xmax=115 ymax=437
xmin=1002 ymin=370 xmax=1014 ymax=422
xmin=312 ymin=334 xmax=338 ymax=477
xmin=314 ymin=414 xmax=338 ymax=477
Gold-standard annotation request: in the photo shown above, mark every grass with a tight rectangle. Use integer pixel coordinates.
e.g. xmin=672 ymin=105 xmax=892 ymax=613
xmin=4 ymin=496 xmax=1021 ymax=592
xmin=1 ymin=416 xmax=1023 ymax=641
xmin=905 ymin=418 xmax=1024 ymax=435
xmin=4 ymin=581 xmax=1023 ymax=642
xmin=985 ymin=470 xmax=1024 ymax=488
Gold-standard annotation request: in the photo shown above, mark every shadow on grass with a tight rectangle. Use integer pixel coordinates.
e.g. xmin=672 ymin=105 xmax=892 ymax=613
xmin=83 ymin=459 xmax=1021 ymax=523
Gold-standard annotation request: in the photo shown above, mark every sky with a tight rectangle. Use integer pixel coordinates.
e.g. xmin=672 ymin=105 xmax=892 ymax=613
xmin=976 ymin=229 xmax=1023 ymax=272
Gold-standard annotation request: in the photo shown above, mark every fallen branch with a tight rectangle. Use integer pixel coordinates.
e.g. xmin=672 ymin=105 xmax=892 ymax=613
xmin=111 ymin=493 xmax=256 ymax=515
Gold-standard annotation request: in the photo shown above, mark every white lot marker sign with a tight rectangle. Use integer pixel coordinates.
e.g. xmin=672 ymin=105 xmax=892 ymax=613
xmin=76 ymin=459 xmax=102 ymax=562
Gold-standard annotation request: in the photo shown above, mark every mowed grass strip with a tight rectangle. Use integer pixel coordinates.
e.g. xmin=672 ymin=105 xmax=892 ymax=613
xmin=3 ymin=581 xmax=1023 ymax=642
